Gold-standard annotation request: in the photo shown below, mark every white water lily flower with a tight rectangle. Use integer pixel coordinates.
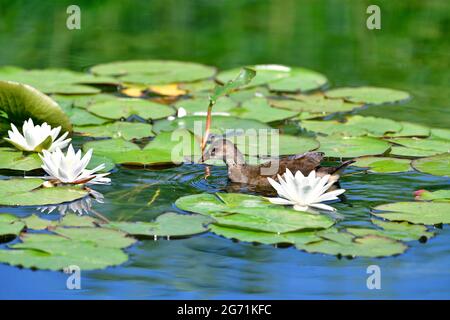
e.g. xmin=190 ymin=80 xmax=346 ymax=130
xmin=266 ymin=169 xmax=345 ymax=212
xmin=40 ymin=144 xmax=111 ymax=185
xmin=5 ymin=118 xmax=71 ymax=152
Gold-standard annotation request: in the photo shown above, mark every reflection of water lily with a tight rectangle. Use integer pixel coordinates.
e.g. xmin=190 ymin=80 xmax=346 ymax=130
xmin=5 ymin=118 xmax=71 ymax=152
xmin=37 ymin=189 xmax=104 ymax=215
xmin=266 ymin=169 xmax=345 ymax=212
xmin=40 ymin=144 xmax=111 ymax=185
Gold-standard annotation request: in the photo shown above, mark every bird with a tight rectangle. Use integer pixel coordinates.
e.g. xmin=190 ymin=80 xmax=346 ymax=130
xmin=202 ymin=138 xmax=354 ymax=188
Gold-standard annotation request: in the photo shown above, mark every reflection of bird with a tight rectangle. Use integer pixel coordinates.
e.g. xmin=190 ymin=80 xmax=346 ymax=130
xmin=202 ymin=139 xmax=354 ymax=188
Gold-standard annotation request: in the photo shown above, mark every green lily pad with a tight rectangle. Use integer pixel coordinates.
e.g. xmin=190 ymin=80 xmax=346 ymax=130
xmin=352 ymin=157 xmax=411 ymax=173
xmin=0 ymin=69 xmax=116 ymax=94
xmin=75 ymin=121 xmax=154 ymax=140
xmin=228 ymin=87 xmax=271 ymax=103
xmin=22 ymin=214 xmax=55 ymax=230
xmin=211 ymin=68 xmax=256 ymax=103
xmin=54 ymin=227 xmax=136 ymax=249
xmin=83 ymin=129 xmax=200 ymax=165
xmin=175 ymin=193 xmax=334 ymax=233
xmin=389 ymin=146 xmax=440 ymax=158
xmin=296 ymin=233 xmax=407 ymax=258
xmin=325 ymin=86 xmax=410 ymax=105
xmin=0 ymin=148 xmax=42 ymax=171
xmin=58 ymin=214 xmax=98 ymax=227
xmin=52 ymin=93 xmax=119 ymax=109
xmin=106 ymin=212 xmax=211 ymax=238
xmin=317 ymin=136 xmax=391 ymax=158
xmin=346 ymin=219 xmax=434 ymax=242
xmin=0 ymin=81 xmax=72 ymax=132
xmin=431 ymin=128 xmax=450 ymax=140
xmin=301 ymin=120 xmax=368 ymax=137
xmin=412 ymin=153 xmax=450 ymax=176
xmin=210 ymin=224 xmax=321 ymax=245
xmin=373 ymin=202 xmax=450 ymax=225
xmin=0 ymin=179 xmax=88 ymax=206
xmin=0 ymin=233 xmax=128 ymax=271
xmin=87 ymin=98 xmax=174 ymax=120
xmin=0 ymin=214 xmax=25 ymax=237
xmin=415 ymin=190 xmax=450 ymax=202
xmin=86 ymin=154 xmax=115 ymax=172
xmin=152 ymin=115 xmax=271 ymax=135
xmin=386 ymin=122 xmax=430 ymax=137
xmin=271 ymin=95 xmax=360 ymax=114
xmin=65 ymin=107 xmax=110 ymax=126
xmin=344 ymin=116 xmax=402 ymax=136
xmin=227 ymin=132 xmax=319 ymax=156
xmin=91 ymin=60 xmax=216 ymax=84
xmin=236 ymin=97 xmax=299 ymax=122
xmin=176 ymin=97 xmax=237 ymax=115
xmin=217 ymin=65 xmax=327 ymax=92
xmin=389 ymin=137 xmax=450 ymax=153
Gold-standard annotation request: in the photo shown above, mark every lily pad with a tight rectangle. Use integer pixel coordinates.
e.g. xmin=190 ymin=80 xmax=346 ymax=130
xmin=325 ymin=86 xmax=410 ymax=105
xmin=175 ymin=193 xmax=334 ymax=233
xmin=0 ymin=69 xmax=116 ymax=94
xmin=389 ymin=146 xmax=440 ymax=158
xmin=236 ymin=97 xmax=299 ymax=122
xmin=217 ymin=65 xmax=327 ymax=92
xmin=296 ymin=233 xmax=407 ymax=258
xmin=431 ymin=128 xmax=450 ymax=140
xmin=0 ymin=148 xmax=42 ymax=171
xmin=54 ymin=227 xmax=136 ymax=249
xmin=91 ymin=60 xmax=216 ymax=84
xmin=272 ymin=95 xmax=360 ymax=114
xmin=210 ymin=224 xmax=320 ymax=245
xmin=0 ymin=81 xmax=72 ymax=132
xmin=415 ymin=190 xmax=450 ymax=202
xmin=352 ymin=157 xmax=411 ymax=173
xmin=0 ymin=214 xmax=25 ymax=237
xmin=386 ymin=122 xmax=430 ymax=137
xmin=317 ymin=136 xmax=391 ymax=158
xmin=65 ymin=107 xmax=110 ymax=126
xmin=389 ymin=137 xmax=450 ymax=153
xmin=346 ymin=219 xmax=434 ymax=242
xmin=373 ymin=202 xmax=450 ymax=225
xmin=75 ymin=121 xmax=154 ymax=140
xmin=412 ymin=153 xmax=450 ymax=176
xmin=175 ymin=97 xmax=237 ymax=115
xmin=344 ymin=116 xmax=402 ymax=136
xmin=301 ymin=120 xmax=368 ymax=137
xmin=152 ymin=115 xmax=271 ymax=135
xmin=83 ymin=129 xmax=200 ymax=165
xmin=87 ymin=98 xmax=174 ymax=120
xmin=106 ymin=212 xmax=211 ymax=238
xmin=227 ymin=132 xmax=319 ymax=156
xmin=22 ymin=214 xmax=55 ymax=230
xmin=0 ymin=179 xmax=88 ymax=206
xmin=0 ymin=233 xmax=128 ymax=270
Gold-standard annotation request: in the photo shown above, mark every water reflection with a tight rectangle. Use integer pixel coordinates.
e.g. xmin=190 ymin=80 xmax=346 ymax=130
xmin=36 ymin=188 xmax=104 ymax=216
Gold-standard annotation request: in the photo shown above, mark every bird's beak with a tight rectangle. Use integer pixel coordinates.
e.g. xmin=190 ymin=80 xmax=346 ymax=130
xmin=201 ymin=150 xmax=211 ymax=163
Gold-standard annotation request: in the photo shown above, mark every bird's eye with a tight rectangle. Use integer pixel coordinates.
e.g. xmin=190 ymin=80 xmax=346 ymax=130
xmin=211 ymin=148 xmax=216 ymax=156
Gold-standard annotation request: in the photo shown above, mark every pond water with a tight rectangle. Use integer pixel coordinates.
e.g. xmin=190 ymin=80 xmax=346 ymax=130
xmin=0 ymin=0 xmax=449 ymax=299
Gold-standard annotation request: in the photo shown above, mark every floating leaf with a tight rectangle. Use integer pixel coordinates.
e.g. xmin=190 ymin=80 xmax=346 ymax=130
xmin=152 ymin=115 xmax=271 ymax=135
xmin=54 ymin=227 xmax=136 ymax=249
xmin=415 ymin=190 xmax=450 ymax=202
xmin=52 ymin=93 xmax=119 ymax=109
xmin=0 ymin=214 xmax=25 ymax=237
xmin=83 ymin=129 xmax=200 ymax=165
xmin=325 ymin=86 xmax=410 ymax=105
xmin=148 ymin=84 xmax=187 ymax=96
xmin=0 ymin=148 xmax=42 ymax=171
xmin=386 ymin=122 xmax=430 ymax=137
xmin=210 ymin=68 xmax=256 ymax=103
xmin=0 ymin=179 xmax=88 ymax=206
xmin=91 ymin=60 xmax=216 ymax=84
xmin=22 ymin=215 xmax=55 ymax=230
xmin=0 ymin=69 xmax=116 ymax=94
xmin=412 ymin=153 xmax=450 ymax=176
xmin=389 ymin=146 xmax=440 ymax=158
xmin=373 ymin=202 xmax=450 ymax=225
xmin=175 ymin=97 xmax=237 ymax=115
xmin=227 ymin=132 xmax=319 ymax=156
xmin=65 ymin=107 xmax=110 ymax=126
xmin=75 ymin=121 xmax=154 ymax=140
xmin=344 ymin=116 xmax=402 ymax=136
xmin=0 ymin=81 xmax=72 ymax=132
xmin=346 ymin=219 xmax=434 ymax=242
xmin=352 ymin=157 xmax=411 ymax=173
xmin=106 ymin=212 xmax=211 ymax=238
xmin=296 ymin=233 xmax=407 ymax=257
xmin=87 ymin=98 xmax=174 ymax=120
xmin=210 ymin=224 xmax=320 ymax=245
xmin=389 ymin=137 xmax=450 ymax=153
xmin=272 ymin=95 xmax=360 ymax=114
xmin=431 ymin=128 xmax=450 ymax=140
xmin=0 ymin=233 xmax=128 ymax=271
xmin=175 ymin=193 xmax=334 ymax=233
xmin=317 ymin=136 xmax=391 ymax=158
xmin=58 ymin=214 xmax=98 ymax=227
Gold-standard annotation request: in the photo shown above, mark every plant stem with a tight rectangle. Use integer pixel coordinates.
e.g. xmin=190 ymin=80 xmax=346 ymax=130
xmin=201 ymin=100 xmax=214 ymax=160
